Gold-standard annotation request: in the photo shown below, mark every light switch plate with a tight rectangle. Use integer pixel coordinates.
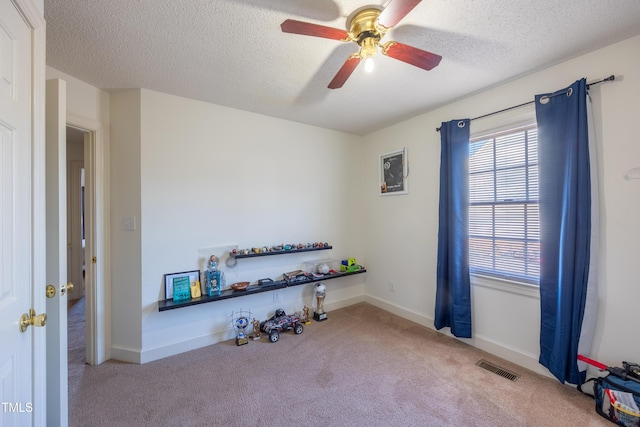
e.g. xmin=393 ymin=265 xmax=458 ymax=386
xmin=123 ymin=216 xmax=136 ymax=231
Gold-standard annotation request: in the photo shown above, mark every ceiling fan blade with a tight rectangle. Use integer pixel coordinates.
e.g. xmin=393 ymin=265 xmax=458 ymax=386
xmin=328 ymin=55 xmax=361 ymax=89
xmin=377 ymin=0 xmax=422 ymax=29
xmin=382 ymin=41 xmax=442 ymax=71
xmin=281 ymin=19 xmax=349 ymax=40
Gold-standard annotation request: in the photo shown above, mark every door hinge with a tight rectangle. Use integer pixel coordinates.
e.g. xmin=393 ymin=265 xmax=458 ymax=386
xmin=92 ymin=256 xmax=97 ymax=264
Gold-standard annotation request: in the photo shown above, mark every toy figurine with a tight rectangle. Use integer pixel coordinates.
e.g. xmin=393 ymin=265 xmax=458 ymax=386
xmin=302 ymin=306 xmax=311 ymax=324
xmin=205 ymin=255 xmax=221 ymax=296
xmin=250 ymin=318 xmax=261 ymax=340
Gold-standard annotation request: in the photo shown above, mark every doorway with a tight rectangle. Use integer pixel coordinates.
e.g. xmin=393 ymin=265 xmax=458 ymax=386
xmin=65 ymin=113 xmax=109 ymax=368
xmin=67 ymin=126 xmax=87 ymax=365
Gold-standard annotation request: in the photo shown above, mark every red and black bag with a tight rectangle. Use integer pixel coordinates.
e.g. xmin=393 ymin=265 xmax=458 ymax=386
xmin=578 ymin=357 xmax=640 ymax=427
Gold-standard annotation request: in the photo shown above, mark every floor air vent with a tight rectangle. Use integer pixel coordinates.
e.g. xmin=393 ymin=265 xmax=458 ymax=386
xmin=476 ymin=359 xmax=520 ymax=381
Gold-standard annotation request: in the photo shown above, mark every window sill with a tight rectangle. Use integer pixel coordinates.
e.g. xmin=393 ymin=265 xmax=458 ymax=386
xmin=471 ymin=273 xmax=540 ymax=299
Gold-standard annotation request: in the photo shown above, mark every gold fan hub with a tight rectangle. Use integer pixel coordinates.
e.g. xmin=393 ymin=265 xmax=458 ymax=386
xmin=347 ymin=7 xmax=386 ymax=58
xmin=347 ymin=8 xmax=382 ymax=36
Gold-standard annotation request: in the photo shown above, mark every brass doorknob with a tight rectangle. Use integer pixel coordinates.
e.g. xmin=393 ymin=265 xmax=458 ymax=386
xmin=46 ymin=284 xmax=56 ymax=298
xmin=19 ymin=309 xmax=47 ymax=333
xmin=61 ymin=282 xmax=74 ymax=296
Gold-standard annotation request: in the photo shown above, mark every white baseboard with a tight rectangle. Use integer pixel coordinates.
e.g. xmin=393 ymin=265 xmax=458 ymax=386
xmin=112 ymin=294 xmax=367 ymax=364
xmin=470 ymin=333 xmax=553 ymax=378
xmin=364 ymin=295 xmax=432 ymax=328
xmin=364 ymin=295 xmax=553 ymax=379
xmin=110 ymin=345 xmax=141 ymax=364
xmin=113 ymin=292 xmax=550 ymax=378
xmin=140 ymin=329 xmax=229 ymax=364
xmin=325 ymin=294 xmax=365 ymax=312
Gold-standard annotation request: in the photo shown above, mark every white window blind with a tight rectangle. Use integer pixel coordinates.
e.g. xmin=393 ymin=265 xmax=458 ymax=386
xmin=469 ymin=124 xmax=540 ymax=284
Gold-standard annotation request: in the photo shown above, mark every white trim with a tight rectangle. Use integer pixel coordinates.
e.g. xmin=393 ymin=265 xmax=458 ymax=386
xmin=471 ymin=274 xmax=540 ymax=299
xmin=11 ymin=0 xmax=45 ymax=28
xmin=67 ymin=114 xmax=111 ymax=365
xmin=138 ymin=294 xmax=366 ymax=364
xmin=470 ymin=333 xmax=552 ymax=378
xmin=364 ymin=295 xmax=431 ymax=327
xmin=325 ymin=294 xmax=365 ymax=312
xmin=109 ymin=345 xmax=141 ymax=364
xmin=140 ymin=331 xmax=226 ymax=364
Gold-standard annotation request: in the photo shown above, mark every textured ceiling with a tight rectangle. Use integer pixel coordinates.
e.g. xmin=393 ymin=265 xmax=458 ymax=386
xmin=45 ymin=0 xmax=640 ymax=135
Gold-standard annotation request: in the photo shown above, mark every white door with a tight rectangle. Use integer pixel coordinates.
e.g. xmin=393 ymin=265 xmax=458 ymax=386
xmin=45 ymin=79 xmax=69 ymax=426
xmin=0 ymin=1 xmax=35 ymax=425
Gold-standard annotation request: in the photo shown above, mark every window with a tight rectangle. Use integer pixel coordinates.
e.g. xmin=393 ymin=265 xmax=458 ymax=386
xmin=468 ymin=123 xmax=540 ymax=284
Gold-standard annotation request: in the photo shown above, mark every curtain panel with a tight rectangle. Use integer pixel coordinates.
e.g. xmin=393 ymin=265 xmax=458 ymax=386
xmin=435 ymin=119 xmax=472 ymax=338
xmin=535 ymin=78 xmax=596 ymax=384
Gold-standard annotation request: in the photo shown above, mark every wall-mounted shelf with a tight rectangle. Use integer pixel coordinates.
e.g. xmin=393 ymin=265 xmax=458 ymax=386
xmin=232 ymin=245 xmax=332 ymax=259
xmin=158 ymin=268 xmax=365 ymax=312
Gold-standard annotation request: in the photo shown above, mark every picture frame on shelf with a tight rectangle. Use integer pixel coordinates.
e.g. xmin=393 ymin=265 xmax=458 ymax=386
xmin=164 ymin=270 xmax=200 ymax=300
xmin=379 ymin=148 xmax=408 ymax=195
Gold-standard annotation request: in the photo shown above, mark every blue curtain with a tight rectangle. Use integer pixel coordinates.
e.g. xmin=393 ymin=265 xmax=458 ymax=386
xmin=535 ymin=79 xmax=591 ymax=384
xmin=435 ymin=119 xmax=472 ymax=338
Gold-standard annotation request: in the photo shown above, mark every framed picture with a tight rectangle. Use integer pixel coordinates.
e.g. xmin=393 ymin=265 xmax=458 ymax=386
xmin=164 ymin=270 xmax=200 ymax=300
xmin=379 ymin=148 xmax=408 ymax=195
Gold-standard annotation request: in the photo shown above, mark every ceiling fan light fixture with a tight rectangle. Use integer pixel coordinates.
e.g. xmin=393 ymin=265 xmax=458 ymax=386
xmin=280 ymin=0 xmax=442 ymax=89
xmin=364 ymin=56 xmax=375 ymax=73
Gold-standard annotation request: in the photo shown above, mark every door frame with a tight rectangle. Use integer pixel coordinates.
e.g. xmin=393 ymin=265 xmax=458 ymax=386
xmin=67 ymin=114 xmax=110 ymax=365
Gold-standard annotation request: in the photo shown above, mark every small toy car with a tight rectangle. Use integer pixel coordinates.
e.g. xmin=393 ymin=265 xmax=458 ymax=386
xmin=259 ymin=309 xmax=304 ymax=343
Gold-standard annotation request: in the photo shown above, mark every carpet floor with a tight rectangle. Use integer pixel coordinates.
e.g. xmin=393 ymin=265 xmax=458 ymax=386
xmin=67 ymin=300 xmax=607 ymax=426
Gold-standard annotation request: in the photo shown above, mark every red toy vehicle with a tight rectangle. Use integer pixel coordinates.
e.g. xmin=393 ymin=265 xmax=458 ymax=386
xmin=260 ymin=309 xmax=304 ymax=343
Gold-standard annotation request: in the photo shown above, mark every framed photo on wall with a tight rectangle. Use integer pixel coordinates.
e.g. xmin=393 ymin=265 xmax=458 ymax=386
xmin=379 ymin=148 xmax=408 ymax=195
xmin=164 ymin=270 xmax=200 ymax=300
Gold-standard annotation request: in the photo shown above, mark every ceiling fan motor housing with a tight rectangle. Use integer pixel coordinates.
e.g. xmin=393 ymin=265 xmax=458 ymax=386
xmin=348 ymin=8 xmax=386 ymax=58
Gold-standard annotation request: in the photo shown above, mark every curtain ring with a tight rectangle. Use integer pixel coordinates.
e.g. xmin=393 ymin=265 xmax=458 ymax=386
xmin=566 ymin=87 xmax=573 ymax=97
xmin=457 ymin=120 xmax=466 ymax=128
xmin=539 ymin=96 xmax=550 ymax=105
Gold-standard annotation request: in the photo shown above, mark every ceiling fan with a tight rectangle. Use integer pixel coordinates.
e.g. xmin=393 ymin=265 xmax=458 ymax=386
xmin=280 ymin=0 xmax=442 ymax=89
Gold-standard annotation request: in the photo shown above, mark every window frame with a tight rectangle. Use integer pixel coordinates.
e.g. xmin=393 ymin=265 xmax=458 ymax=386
xmin=468 ymin=119 xmax=540 ymax=287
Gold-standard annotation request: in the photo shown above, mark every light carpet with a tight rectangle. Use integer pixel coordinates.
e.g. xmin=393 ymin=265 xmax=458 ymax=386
xmin=67 ymin=300 xmax=607 ymax=426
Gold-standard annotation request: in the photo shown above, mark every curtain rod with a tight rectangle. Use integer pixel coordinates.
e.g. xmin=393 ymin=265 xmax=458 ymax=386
xmin=435 ymin=75 xmax=615 ymax=132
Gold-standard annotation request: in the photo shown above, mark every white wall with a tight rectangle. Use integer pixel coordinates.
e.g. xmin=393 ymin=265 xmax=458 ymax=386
xmin=361 ymin=35 xmax=640 ymax=376
xmin=109 ymin=90 xmax=143 ymax=361
xmin=51 ymin=34 xmax=640 ymax=376
xmin=107 ymin=89 xmax=366 ymax=362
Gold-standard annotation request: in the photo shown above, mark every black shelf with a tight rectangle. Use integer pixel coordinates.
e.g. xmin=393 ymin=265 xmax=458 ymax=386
xmin=158 ymin=281 xmax=287 ymax=311
xmin=158 ymin=268 xmax=366 ymax=312
xmin=286 ymin=269 xmax=366 ymax=287
xmin=232 ymin=245 xmax=332 ymax=259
